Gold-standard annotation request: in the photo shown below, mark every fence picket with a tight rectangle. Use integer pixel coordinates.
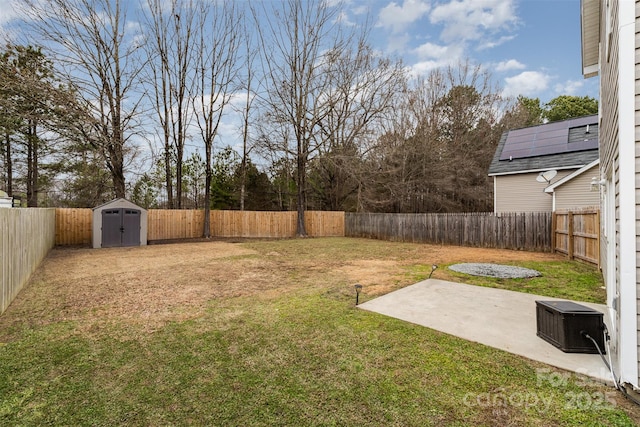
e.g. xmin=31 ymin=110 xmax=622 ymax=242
xmin=55 ymin=209 xmax=345 ymax=243
xmin=553 ymin=208 xmax=599 ymax=265
xmin=52 ymin=208 xmax=598 ymax=265
xmin=1 ymin=208 xmax=56 ymax=314
xmin=345 ymin=212 xmax=553 ymax=252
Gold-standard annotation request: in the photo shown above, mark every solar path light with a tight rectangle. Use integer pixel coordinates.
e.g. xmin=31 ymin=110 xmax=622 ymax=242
xmin=354 ymin=284 xmax=362 ymax=305
xmin=428 ymin=264 xmax=438 ymax=279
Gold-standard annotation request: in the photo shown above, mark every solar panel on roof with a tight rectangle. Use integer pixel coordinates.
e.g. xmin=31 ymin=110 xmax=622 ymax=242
xmin=499 ymin=116 xmax=598 ymax=161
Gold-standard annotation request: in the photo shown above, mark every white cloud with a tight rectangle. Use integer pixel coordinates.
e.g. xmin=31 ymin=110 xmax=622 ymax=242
xmin=386 ymin=33 xmax=411 ymax=53
xmin=554 ymin=79 xmax=584 ymax=96
xmin=477 ymin=35 xmax=515 ymax=50
xmin=430 ymin=0 xmax=517 ymax=43
xmin=0 ymin=0 xmax=19 ymax=25
xmin=502 ymin=71 xmax=550 ymax=97
xmin=378 ymin=0 xmax=431 ymax=33
xmin=352 ymin=5 xmax=369 ymax=15
xmin=413 ymin=42 xmax=452 ymax=60
xmin=408 ymin=42 xmax=465 ymax=75
xmin=335 ymin=11 xmax=356 ymax=26
xmin=0 ymin=0 xmax=23 ymax=39
xmin=495 ymin=59 xmax=525 ymax=72
xmin=408 ymin=60 xmax=442 ymax=76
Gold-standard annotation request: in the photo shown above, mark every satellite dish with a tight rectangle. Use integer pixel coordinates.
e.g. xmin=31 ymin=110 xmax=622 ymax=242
xmin=536 ymin=170 xmax=557 ymax=184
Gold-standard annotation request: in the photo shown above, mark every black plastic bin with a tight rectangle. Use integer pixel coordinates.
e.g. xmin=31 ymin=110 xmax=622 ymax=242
xmin=535 ymin=300 xmax=605 ymax=354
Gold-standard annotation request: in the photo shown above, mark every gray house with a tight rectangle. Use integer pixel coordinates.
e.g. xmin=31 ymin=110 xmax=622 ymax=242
xmin=488 ymin=115 xmax=600 ymax=213
xmin=581 ymin=0 xmax=640 ymax=395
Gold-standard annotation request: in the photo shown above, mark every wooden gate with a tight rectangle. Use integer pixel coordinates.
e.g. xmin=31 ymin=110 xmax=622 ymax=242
xmin=552 ymin=208 xmax=599 ymax=266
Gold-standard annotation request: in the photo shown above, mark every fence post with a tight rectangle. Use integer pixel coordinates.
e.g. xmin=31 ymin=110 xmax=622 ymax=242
xmin=551 ymin=211 xmax=557 ymax=254
xmin=596 ymin=209 xmax=601 ymax=268
xmin=567 ymin=211 xmax=574 ymax=260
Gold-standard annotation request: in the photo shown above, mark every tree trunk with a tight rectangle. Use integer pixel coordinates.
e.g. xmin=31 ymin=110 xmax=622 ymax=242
xmin=164 ymin=145 xmax=174 ymax=208
xmin=4 ymin=132 xmax=12 ymax=196
xmin=296 ymin=148 xmax=307 ymax=237
xmin=33 ymin=128 xmax=38 ymax=206
xmin=176 ymin=150 xmax=183 ymax=209
xmin=203 ymin=143 xmax=212 ymax=238
xmin=240 ymin=156 xmax=246 ymax=211
xmin=26 ymin=121 xmax=38 ymax=207
xmin=113 ymin=162 xmax=126 ymax=199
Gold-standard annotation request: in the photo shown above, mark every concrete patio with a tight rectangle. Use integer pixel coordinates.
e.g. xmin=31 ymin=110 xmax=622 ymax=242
xmin=358 ymin=279 xmax=614 ymax=384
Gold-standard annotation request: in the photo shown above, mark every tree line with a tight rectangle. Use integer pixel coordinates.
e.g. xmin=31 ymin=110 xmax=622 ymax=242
xmin=0 ymin=0 xmax=597 ymax=236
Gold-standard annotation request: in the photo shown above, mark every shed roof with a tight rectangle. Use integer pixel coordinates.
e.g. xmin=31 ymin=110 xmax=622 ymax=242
xmin=488 ymin=115 xmax=599 ymax=176
xmin=92 ymin=198 xmax=146 ymax=212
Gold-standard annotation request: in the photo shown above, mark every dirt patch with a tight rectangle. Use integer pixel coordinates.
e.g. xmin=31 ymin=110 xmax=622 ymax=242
xmin=0 ymin=239 xmax=564 ymax=337
xmin=1 ymin=242 xmax=270 ymax=335
xmin=338 ymin=245 xmax=560 ymax=296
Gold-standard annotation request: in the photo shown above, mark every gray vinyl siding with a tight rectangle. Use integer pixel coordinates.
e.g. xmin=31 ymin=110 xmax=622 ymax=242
xmin=494 ymin=171 xmax=573 ymax=213
xmin=635 ymin=0 xmax=640 ymax=383
xmin=601 ymin=0 xmax=640 ymax=384
xmin=553 ymin=165 xmax=601 ymax=210
xmin=603 ymin=0 xmax=624 ymax=377
xmin=599 ymin=0 xmax=619 ymax=283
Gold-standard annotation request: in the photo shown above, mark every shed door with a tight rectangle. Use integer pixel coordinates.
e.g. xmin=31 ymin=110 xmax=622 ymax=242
xmin=101 ymin=208 xmax=141 ymax=248
xmin=122 ymin=209 xmax=141 ymax=247
xmin=102 ymin=209 xmax=123 ymax=248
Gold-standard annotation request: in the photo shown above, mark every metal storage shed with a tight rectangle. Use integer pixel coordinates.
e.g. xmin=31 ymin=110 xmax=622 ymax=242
xmin=92 ymin=198 xmax=148 ymax=249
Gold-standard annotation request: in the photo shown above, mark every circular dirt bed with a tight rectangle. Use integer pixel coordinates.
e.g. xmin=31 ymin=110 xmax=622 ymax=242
xmin=448 ymin=263 xmax=541 ymax=279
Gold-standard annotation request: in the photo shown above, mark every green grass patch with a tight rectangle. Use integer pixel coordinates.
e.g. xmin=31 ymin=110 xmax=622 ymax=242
xmin=2 ymin=295 xmax=632 ymax=426
xmin=0 ymin=238 xmax=634 ymax=426
xmin=411 ymin=260 xmax=606 ymax=303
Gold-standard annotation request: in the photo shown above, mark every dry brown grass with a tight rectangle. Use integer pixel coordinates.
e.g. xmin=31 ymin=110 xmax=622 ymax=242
xmin=0 ymin=238 xmax=562 ymax=340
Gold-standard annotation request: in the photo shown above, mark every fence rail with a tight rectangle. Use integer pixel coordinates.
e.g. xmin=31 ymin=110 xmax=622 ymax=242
xmin=56 ymin=209 xmax=346 ymax=245
xmin=1 ymin=208 xmax=56 ymax=314
xmin=345 ymin=212 xmax=553 ymax=251
xmin=552 ymin=208 xmax=599 ymax=265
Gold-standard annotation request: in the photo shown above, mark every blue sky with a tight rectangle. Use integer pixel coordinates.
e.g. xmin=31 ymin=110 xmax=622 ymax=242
xmin=352 ymin=0 xmax=598 ymax=103
xmin=0 ymin=0 xmax=597 ymax=104
xmin=0 ymin=0 xmax=598 ymax=166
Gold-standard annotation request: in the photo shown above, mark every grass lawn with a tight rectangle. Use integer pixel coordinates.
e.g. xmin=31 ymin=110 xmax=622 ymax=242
xmin=0 ymin=237 xmax=637 ymax=426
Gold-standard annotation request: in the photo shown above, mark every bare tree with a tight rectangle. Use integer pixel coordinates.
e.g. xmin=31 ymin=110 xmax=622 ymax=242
xmin=20 ymin=0 xmax=146 ymax=198
xmin=363 ymin=70 xmax=451 ymax=213
xmin=237 ymin=22 xmax=260 ymax=212
xmin=361 ymin=60 xmax=505 ymax=213
xmin=142 ymin=0 xmax=198 ymax=209
xmin=310 ymin=40 xmax=406 ymax=211
xmin=253 ymin=0 xmax=350 ymax=236
xmin=192 ymin=1 xmax=241 ymax=238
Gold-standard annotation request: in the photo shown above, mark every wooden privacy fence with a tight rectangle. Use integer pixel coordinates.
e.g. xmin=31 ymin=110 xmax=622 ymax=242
xmin=552 ymin=208 xmax=599 ymax=265
xmin=1 ymin=208 xmax=56 ymax=314
xmin=147 ymin=210 xmax=345 ymax=240
xmin=345 ymin=212 xmax=553 ymax=251
xmin=55 ymin=209 xmax=346 ymax=244
xmin=147 ymin=209 xmax=204 ymax=240
xmin=56 ymin=208 xmax=93 ymax=245
xmin=209 ymin=210 xmax=344 ymax=239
